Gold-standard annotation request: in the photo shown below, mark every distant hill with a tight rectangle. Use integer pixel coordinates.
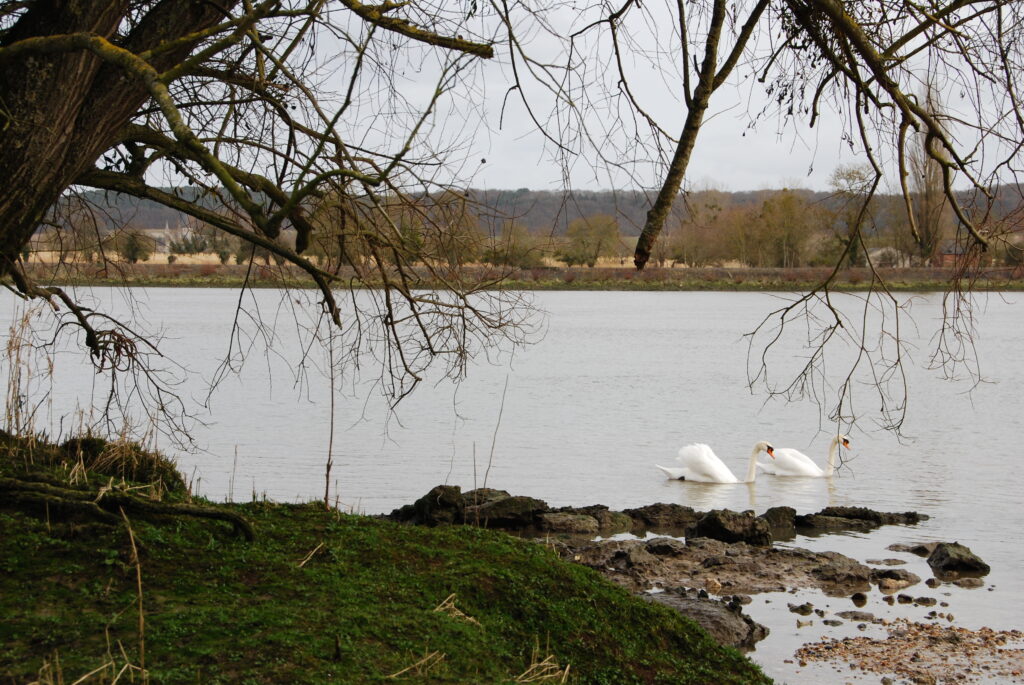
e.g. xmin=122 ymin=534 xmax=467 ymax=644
xmin=55 ymin=184 xmax=1022 ymax=237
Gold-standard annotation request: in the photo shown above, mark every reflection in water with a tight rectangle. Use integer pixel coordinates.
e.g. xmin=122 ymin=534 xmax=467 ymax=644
xmin=662 ymin=476 xmax=838 ymax=513
xmin=668 ymin=480 xmax=757 ymax=511
xmin=762 ymin=476 xmax=839 ymax=511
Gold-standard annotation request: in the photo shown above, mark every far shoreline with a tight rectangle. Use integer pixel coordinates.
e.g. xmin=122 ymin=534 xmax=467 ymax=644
xmin=19 ymin=262 xmax=1024 ymax=292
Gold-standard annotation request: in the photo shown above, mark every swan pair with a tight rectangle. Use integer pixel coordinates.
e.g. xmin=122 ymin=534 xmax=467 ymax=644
xmin=656 ymin=435 xmax=850 ymax=483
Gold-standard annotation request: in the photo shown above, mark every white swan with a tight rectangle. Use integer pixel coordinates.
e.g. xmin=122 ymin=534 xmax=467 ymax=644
xmin=758 ymin=434 xmax=850 ymax=477
xmin=656 ymin=441 xmax=774 ymax=484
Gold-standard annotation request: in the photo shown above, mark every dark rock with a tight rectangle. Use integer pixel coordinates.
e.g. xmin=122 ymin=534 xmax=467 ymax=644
xmin=538 ymin=512 xmax=599 ymax=535
xmin=810 ymin=551 xmax=872 ymax=589
xmin=465 ymin=495 xmax=548 ymax=529
xmin=398 ymin=485 xmax=465 ymax=526
xmin=850 ymin=592 xmax=868 ymax=607
xmin=758 ymin=506 xmax=796 ymax=539
xmin=645 ymin=537 xmax=687 ymax=556
xmin=788 ymin=602 xmax=814 ymax=615
xmin=927 ymin=542 xmax=990 ymax=578
xmin=645 ymin=592 xmax=769 ymax=650
xmin=555 ymin=503 xmax=607 ymax=516
xmin=914 ymin=596 xmax=937 ymax=606
xmin=594 ymin=510 xmax=634 ymax=533
xmin=814 ymin=506 xmax=926 ymax=526
xmin=865 ymin=558 xmax=906 ymax=566
xmin=823 ymin=619 xmax=843 ymax=626
xmin=795 ymin=514 xmax=877 ymax=533
xmin=462 ymin=488 xmax=511 ymax=507
xmin=871 ymin=567 xmax=921 ymax=592
xmin=926 ymin=577 xmax=942 ymax=588
xmin=390 ymin=503 xmax=416 ymax=522
xmin=554 ymin=504 xmax=631 ymax=531
xmin=836 ymin=610 xmax=874 ymax=621
xmin=617 ymin=545 xmax=659 ymax=570
xmin=691 ymin=509 xmax=772 ymax=546
xmin=887 ymin=542 xmax=937 ymax=557
xmin=897 ymin=593 xmax=914 ymax=604
xmin=623 ymin=503 xmax=701 ymax=531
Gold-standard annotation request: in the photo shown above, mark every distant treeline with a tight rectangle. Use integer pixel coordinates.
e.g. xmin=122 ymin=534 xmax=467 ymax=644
xmin=59 ymin=184 xmax=1024 ymax=237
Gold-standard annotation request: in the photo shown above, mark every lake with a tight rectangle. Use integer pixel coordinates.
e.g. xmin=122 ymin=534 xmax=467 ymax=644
xmin=3 ymin=287 xmax=1022 ymax=683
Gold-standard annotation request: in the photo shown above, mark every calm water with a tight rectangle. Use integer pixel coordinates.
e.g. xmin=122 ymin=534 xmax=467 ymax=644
xmin=3 ymin=288 xmax=1022 ymax=682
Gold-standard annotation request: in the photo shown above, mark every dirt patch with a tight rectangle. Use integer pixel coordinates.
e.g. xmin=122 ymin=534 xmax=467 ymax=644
xmin=564 ymin=536 xmax=873 ymax=596
xmin=795 ymin=618 xmax=1024 ymax=683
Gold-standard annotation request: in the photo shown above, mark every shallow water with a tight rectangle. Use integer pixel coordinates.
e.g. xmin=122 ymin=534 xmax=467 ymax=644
xmin=3 ymin=288 xmax=1022 ymax=682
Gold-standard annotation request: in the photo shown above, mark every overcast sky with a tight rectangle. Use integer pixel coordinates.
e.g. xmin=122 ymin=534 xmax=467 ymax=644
xmin=441 ymin=4 xmax=865 ymax=195
xmin=470 ymin=100 xmax=855 ymax=193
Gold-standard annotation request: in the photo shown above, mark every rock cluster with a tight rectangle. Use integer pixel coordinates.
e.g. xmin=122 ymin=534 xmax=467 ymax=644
xmin=390 ymin=485 xmax=926 ymax=547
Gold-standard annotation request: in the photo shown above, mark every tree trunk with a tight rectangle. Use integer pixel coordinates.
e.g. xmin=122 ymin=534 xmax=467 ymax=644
xmin=0 ymin=1 xmax=235 ymax=276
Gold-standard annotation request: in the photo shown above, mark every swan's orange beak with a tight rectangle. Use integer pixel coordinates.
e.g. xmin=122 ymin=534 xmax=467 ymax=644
xmin=767 ymin=446 xmax=775 ymax=459
xmin=841 ymin=438 xmax=850 ymax=448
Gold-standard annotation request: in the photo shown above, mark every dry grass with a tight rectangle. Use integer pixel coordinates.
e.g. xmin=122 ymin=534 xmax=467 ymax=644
xmin=433 ymin=593 xmax=480 ymax=626
xmin=515 ymin=640 xmax=570 ymax=683
xmin=61 ymin=437 xmax=184 ymax=494
xmin=385 ymin=650 xmax=446 ymax=679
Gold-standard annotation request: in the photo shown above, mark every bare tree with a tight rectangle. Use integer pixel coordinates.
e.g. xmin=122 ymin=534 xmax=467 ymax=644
xmin=4 ymin=1 xmax=1024 ymax=440
xmin=907 ymin=82 xmax=952 ymax=265
xmin=828 ymin=164 xmax=876 ymax=267
xmin=0 ymin=1 xmax=533 ymax=414
xmin=495 ymin=0 xmax=1024 ymax=433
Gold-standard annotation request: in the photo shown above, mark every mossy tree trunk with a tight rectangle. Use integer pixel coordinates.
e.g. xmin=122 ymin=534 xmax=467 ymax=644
xmin=0 ymin=0 xmax=234 ymax=277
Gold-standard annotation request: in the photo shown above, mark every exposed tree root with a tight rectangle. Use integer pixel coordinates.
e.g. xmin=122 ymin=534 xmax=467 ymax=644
xmin=0 ymin=476 xmax=254 ymax=541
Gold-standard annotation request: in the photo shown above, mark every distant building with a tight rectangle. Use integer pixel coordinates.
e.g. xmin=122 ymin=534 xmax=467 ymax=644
xmin=937 ymin=239 xmax=966 ymax=268
xmin=937 ymin=238 xmax=995 ymax=268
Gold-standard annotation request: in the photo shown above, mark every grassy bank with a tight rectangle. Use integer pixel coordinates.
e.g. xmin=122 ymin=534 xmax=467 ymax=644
xmin=19 ymin=262 xmax=1024 ymax=291
xmin=0 ymin=435 xmax=769 ymax=684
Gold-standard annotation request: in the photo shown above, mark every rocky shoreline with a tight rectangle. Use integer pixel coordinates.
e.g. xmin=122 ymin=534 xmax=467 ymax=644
xmin=389 ymin=485 xmax=1003 ymax=678
xmin=389 ymin=484 xmax=928 ymax=544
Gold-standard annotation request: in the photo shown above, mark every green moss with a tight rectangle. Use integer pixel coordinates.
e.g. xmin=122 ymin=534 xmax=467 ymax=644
xmin=1 ymin=440 xmax=769 ymax=684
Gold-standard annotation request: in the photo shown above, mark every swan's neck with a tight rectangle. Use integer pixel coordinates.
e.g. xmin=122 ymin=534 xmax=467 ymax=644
xmin=745 ymin=446 xmax=761 ymax=483
xmin=827 ymin=436 xmax=840 ymax=472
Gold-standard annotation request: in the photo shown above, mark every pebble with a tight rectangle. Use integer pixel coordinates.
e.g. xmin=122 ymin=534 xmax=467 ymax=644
xmin=953 ymin=577 xmax=984 ymax=589
xmin=795 ymin=618 xmax=1024 ymax=683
